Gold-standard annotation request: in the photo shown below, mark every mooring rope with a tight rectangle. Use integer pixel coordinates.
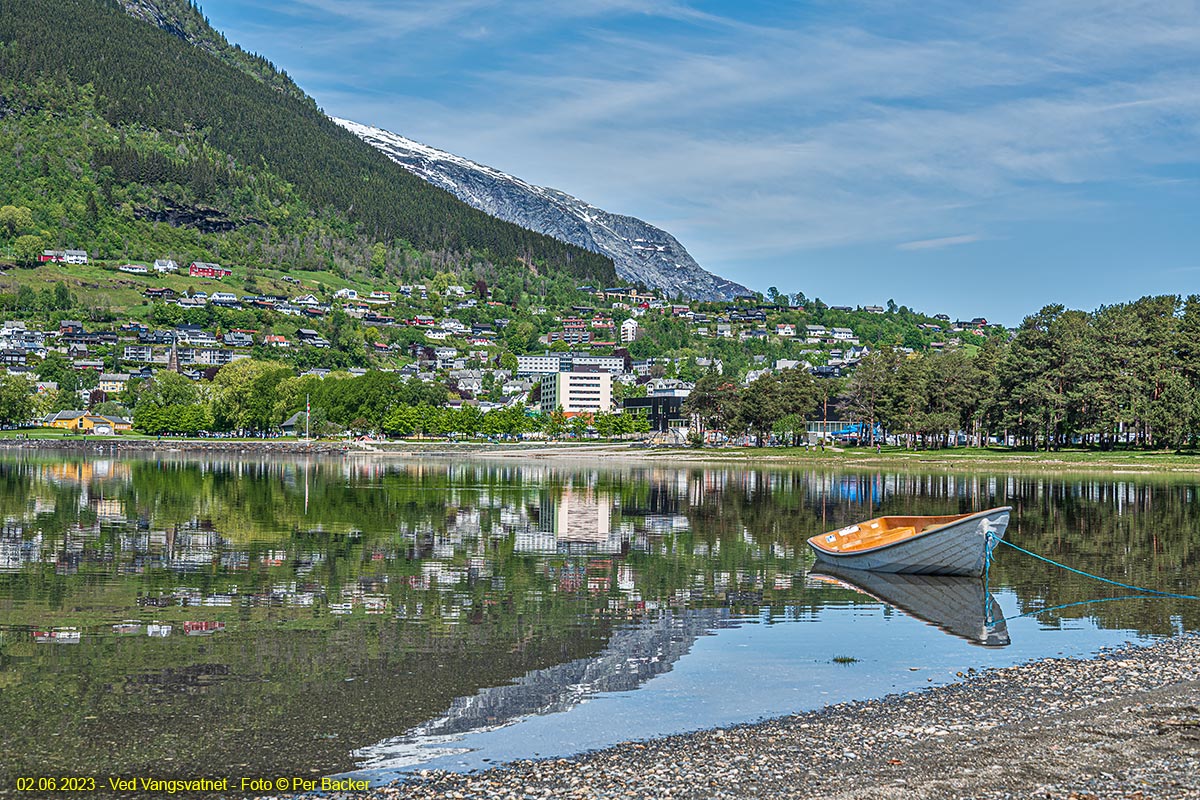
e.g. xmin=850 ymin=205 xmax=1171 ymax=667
xmin=986 ymin=532 xmax=1200 ymax=601
xmin=999 ymin=594 xmax=1153 ymax=623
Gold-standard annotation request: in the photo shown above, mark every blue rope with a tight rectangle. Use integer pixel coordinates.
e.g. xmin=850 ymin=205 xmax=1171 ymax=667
xmin=1000 ymin=594 xmax=1152 ymax=623
xmin=986 ymin=532 xmax=1200 ymax=600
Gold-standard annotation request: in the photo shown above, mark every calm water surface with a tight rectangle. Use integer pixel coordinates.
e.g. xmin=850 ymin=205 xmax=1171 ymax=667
xmin=0 ymin=454 xmax=1196 ymax=792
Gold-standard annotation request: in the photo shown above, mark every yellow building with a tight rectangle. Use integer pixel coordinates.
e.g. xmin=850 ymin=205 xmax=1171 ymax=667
xmin=43 ymin=411 xmax=133 ymax=434
xmin=97 ymin=373 xmax=130 ymax=394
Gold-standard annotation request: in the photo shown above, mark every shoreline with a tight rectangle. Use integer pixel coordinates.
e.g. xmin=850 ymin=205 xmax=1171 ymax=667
xmin=6 ymin=437 xmax=1200 ymax=473
xmin=266 ymin=634 xmax=1200 ymax=800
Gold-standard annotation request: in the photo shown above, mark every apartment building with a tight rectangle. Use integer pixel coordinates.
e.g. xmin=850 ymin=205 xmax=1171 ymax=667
xmin=539 ymin=370 xmax=612 ymax=416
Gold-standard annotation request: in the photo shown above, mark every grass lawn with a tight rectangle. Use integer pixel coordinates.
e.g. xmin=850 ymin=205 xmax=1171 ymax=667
xmin=0 ymin=428 xmax=156 ymax=440
xmin=0 ymin=428 xmax=317 ymax=443
xmin=642 ymin=443 xmax=1200 ymax=471
xmin=0 ymin=260 xmax=334 ymax=319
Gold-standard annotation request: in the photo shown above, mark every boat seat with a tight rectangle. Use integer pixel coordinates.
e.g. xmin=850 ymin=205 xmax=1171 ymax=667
xmin=832 ymin=525 xmax=918 ymax=553
xmin=871 ymin=526 xmax=917 ymax=546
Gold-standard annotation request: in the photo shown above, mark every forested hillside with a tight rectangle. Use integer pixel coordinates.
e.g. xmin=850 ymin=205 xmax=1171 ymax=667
xmin=0 ymin=0 xmax=616 ymax=284
xmin=119 ymin=0 xmax=310 ymax=103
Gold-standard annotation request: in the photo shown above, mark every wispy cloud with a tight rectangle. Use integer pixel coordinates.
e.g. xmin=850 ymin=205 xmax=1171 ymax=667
xmin=206 ymin=0 xmax=1200 ymax=318
xmin=897 ymin=234 xmax=983 ymax=251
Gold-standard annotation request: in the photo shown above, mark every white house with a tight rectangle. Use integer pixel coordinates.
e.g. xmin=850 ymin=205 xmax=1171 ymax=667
xmin=40 ymin=249 xmax=88 ymax=264
xmin=153 ymin=259 xmax=178 ymax=273
xmin=620 ymin=318 xmax=640 ymax=343
xmin=776 ymin=323 xmax=796 ymax=337
xmin=333 ymin=287 xmax=358 ymax=300
xmin=118 ymin=264 xmax=148 ymax=274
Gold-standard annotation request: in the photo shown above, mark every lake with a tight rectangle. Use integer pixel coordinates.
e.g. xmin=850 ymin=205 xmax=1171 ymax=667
xmin=0 ymin=453 xmax=1196 ymax=792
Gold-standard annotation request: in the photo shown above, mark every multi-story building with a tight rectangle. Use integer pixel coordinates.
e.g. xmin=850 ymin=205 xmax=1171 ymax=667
xmin=97 ymin=373 xmax=129 ymax=394
xmin=122 ymin=345 xmax=159 ymax=362
xmin=620 ymin=318 xmax=640 ymax=343
xmin=516 ymin=354 xmax=564 ymax=375
xmin=539 ymin=370 xmax=612 ymax=416
xmin=571 ymin=355 xmax=625 ymax=373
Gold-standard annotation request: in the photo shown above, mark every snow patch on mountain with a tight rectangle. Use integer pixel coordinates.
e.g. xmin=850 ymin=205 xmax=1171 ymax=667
xmin=333 ymin=118 xmax=751 ymax=301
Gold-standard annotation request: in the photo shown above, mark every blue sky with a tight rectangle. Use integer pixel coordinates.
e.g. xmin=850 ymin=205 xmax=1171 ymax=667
xmin=202 ymin=0 xmax=1200 ymax=323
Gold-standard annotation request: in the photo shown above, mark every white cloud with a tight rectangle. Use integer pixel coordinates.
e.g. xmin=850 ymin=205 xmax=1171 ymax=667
xmin=214 ymin=0 xmax=1200 ymax=303
xmin=897 ymin=234 xmax=983 ymax=251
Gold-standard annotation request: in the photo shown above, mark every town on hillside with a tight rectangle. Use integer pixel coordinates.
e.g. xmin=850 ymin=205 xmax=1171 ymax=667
xmin=3 ymin=248 xmax=1011 ymax=444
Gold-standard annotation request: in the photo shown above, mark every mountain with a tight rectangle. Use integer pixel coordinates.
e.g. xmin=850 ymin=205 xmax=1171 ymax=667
xmin=117 ymin=0 xmax=309 ymax=104
xmin=0 ymin=0 xmax=616 ymax=286
xmin=334 ymin=119 xmax=753 ymax=302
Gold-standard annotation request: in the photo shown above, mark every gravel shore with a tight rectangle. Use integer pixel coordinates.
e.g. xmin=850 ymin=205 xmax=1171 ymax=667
xmin=265 ymin=635 xmax=1200 ymax=800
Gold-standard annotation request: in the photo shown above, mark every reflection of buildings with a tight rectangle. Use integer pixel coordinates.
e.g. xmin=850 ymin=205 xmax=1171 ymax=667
xmin=520 ymin=487 xmax=622 ymax=554
xmin=353 ymin=607 xmax=733 ymax=771
xmin=0 ymin=522 xmax=43 ymax=572
xmin=43 ymin=460 xmax=131 ymax=486
xmin=94 ymin=498 xmax=125 ymax=521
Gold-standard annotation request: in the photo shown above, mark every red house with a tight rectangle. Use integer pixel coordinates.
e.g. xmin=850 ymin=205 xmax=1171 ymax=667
xmin=189 ymin=261 xmax=232 ymax=278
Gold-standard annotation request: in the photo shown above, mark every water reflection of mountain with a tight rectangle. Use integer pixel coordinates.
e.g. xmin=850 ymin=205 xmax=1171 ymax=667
xmin=356 ymin=607 xmax=731 ymax=769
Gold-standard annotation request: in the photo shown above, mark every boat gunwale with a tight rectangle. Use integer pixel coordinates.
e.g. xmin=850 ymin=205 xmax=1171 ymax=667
xmin=806 ymin=505 xmax=1012 ymax=558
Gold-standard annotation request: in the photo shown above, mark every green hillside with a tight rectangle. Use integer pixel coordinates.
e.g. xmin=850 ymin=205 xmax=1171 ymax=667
xmin=0 ymin=0 xmax=616 ymax=284
xmin=118 ymin=0 xmax=311 ymax=103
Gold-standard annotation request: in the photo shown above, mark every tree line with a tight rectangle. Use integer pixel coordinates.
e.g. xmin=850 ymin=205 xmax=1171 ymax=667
xmin=0 ymin=358 xmax=647 ymax=440
xmin=684 ymin=368 xmax=827 ymax=446
xmin=683 ymin=296 xmax=1200 ymax=451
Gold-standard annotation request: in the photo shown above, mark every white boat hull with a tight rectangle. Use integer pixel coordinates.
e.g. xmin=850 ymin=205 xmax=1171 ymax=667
xmin=809 ymin=507 xmax=1010 ymax=577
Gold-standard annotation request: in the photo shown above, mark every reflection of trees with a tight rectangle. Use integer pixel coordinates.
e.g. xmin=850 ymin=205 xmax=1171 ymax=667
xmin=3 ymin=456 xmax=1200 ymax=785
xmin=4 ymin=458 xmax=1200 ymax=634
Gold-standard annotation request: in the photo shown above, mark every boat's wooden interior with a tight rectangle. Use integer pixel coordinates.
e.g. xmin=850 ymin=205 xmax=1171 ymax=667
xmin=810 ymin=514 xmax=967 ymax=553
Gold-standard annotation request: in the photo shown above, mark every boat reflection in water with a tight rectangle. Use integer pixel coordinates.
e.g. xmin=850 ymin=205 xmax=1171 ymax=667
xmin=809 ymin=565 xmax=1011 ymax=648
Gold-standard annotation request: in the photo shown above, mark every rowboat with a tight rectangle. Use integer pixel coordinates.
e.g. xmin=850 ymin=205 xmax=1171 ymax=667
xmin=806 ymin=507 xmax=1011 ymax=576
xmin=809 ymin=565 xmax=1010 ymax=647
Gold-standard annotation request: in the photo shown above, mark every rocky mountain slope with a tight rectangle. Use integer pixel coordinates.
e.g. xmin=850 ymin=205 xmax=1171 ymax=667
xmin=335 ymin=119 xmax=752 ymax=301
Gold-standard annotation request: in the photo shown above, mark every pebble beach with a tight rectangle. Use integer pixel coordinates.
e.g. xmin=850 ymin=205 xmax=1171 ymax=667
xmin=263 ymin=635 xmax=1200 ymax=800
